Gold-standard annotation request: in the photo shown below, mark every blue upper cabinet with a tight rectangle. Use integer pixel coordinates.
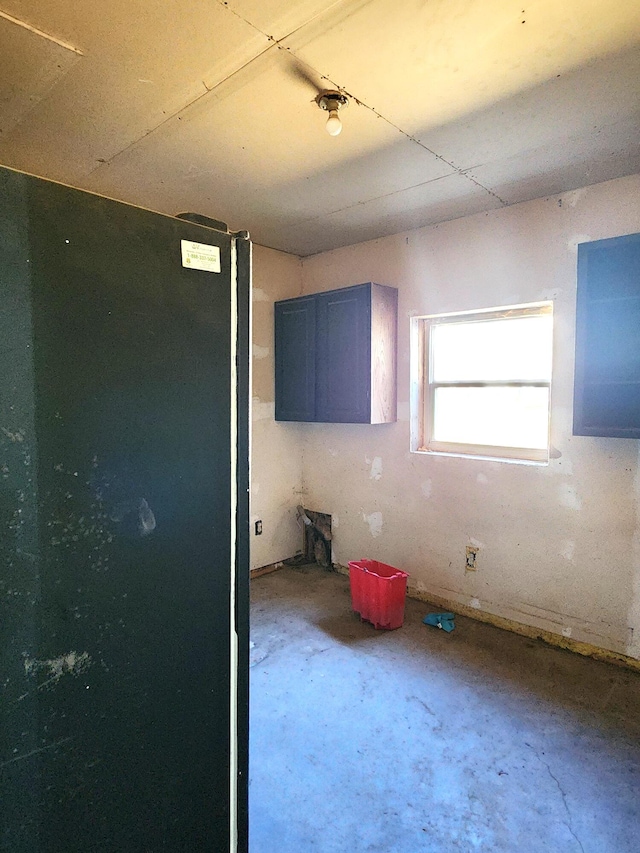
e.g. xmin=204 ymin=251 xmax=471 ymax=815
xmin=275 ymin=282 xmax=398 ymax=424
xmin=574 ymin=232 xmax=640 ymax=437
xmin=275 ymin=295 xmax=317 ymax=421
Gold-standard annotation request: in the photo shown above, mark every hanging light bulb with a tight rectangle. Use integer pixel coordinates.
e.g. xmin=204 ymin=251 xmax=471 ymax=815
xmin=316 ymin=91 xmax=349 ymax=137
xmin=325 ymin=109 xmax=342 ymax=136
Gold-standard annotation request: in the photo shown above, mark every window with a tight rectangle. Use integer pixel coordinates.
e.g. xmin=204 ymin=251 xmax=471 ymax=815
xmin=411 ymin=303 xmax=553 ymax=462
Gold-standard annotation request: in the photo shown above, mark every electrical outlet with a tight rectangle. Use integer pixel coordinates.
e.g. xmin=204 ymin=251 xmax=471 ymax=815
xmin=255 ymin=520 xmax=262 ymax=536
xmin=465 ymin=546 xmax=478 ymax=570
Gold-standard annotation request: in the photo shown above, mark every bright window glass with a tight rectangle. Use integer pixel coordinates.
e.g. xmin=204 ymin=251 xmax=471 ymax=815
xmin=433 ymin=386 xmax=550 ymax=449
xmin=417 ymin=304 xmax=553 ymax=461
xmin=432 ymin=315 xmax=553 ymax=383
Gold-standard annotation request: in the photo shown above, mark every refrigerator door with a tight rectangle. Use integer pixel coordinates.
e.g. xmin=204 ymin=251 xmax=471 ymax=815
xmin=0 ymin=167 xmax=249 ymax=852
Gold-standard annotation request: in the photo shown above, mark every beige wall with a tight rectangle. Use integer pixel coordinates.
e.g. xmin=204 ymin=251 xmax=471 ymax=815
xmin=250 ymin=245 xmax=304 ymax=570
xmin=296 ymin=174 xmax=640 ymax=659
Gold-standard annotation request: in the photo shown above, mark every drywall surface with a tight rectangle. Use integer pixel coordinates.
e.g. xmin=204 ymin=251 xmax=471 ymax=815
xmin=300 ymin=173 xmax=640 ymax=660
xmin=250 ymin=245 xmax=304 ymax=569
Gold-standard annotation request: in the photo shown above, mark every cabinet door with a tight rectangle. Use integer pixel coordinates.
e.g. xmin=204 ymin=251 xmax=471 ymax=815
xmin=275 ymin=296 xmax=317 ymax=421
xmin=316 ymin=284 xmax=371 ymax=423
xmin=574 ymin=233 xmax=640 ymax=437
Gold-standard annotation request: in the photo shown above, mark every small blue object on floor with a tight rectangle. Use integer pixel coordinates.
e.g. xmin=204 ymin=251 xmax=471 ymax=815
xmin=423 ymin=612 xmax=456 ymax=632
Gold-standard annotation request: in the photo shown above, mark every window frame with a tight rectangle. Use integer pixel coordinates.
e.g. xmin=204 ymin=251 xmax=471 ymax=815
xmin=410 ymin=302 xmax=553 ymax=464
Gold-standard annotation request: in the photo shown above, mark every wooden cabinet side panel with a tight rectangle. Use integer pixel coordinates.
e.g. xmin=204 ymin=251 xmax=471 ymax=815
xmin=572 ymin=243 xmax=589 ymax=435
xmin=370 ymin=284 xmax=398 ymax=424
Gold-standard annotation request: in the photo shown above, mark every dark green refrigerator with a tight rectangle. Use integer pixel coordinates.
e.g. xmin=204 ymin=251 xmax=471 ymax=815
xmin=0 ymin=165 xmax=250 ymax=852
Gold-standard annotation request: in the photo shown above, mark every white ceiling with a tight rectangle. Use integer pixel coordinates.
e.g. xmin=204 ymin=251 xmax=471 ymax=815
xmin=0 ymin=0 xmax=638 ymax=255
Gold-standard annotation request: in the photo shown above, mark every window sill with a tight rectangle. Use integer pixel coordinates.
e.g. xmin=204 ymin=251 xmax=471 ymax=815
xmin=412 ymin=447 xmax=549 ymax=466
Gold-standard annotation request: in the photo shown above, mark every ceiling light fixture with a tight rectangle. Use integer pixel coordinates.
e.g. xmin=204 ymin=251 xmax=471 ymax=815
xmin=316 ymin=90 xmax=349 ymax=136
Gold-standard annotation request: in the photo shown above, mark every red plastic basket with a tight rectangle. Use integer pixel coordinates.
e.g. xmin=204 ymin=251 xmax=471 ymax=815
xmin=348 ymin=559 xmax=409 ymax=630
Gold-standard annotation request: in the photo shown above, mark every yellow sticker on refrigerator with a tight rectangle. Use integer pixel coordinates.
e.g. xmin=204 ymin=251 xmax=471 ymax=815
xmin=180 ymin=239 xmax=221 ymax=273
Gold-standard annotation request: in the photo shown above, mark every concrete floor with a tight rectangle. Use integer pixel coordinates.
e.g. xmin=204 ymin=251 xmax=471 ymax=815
xmin=249 ymin=565 xmax=640 ymax=853
xmin=250 ymin=566 xmax=640 ymax=853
